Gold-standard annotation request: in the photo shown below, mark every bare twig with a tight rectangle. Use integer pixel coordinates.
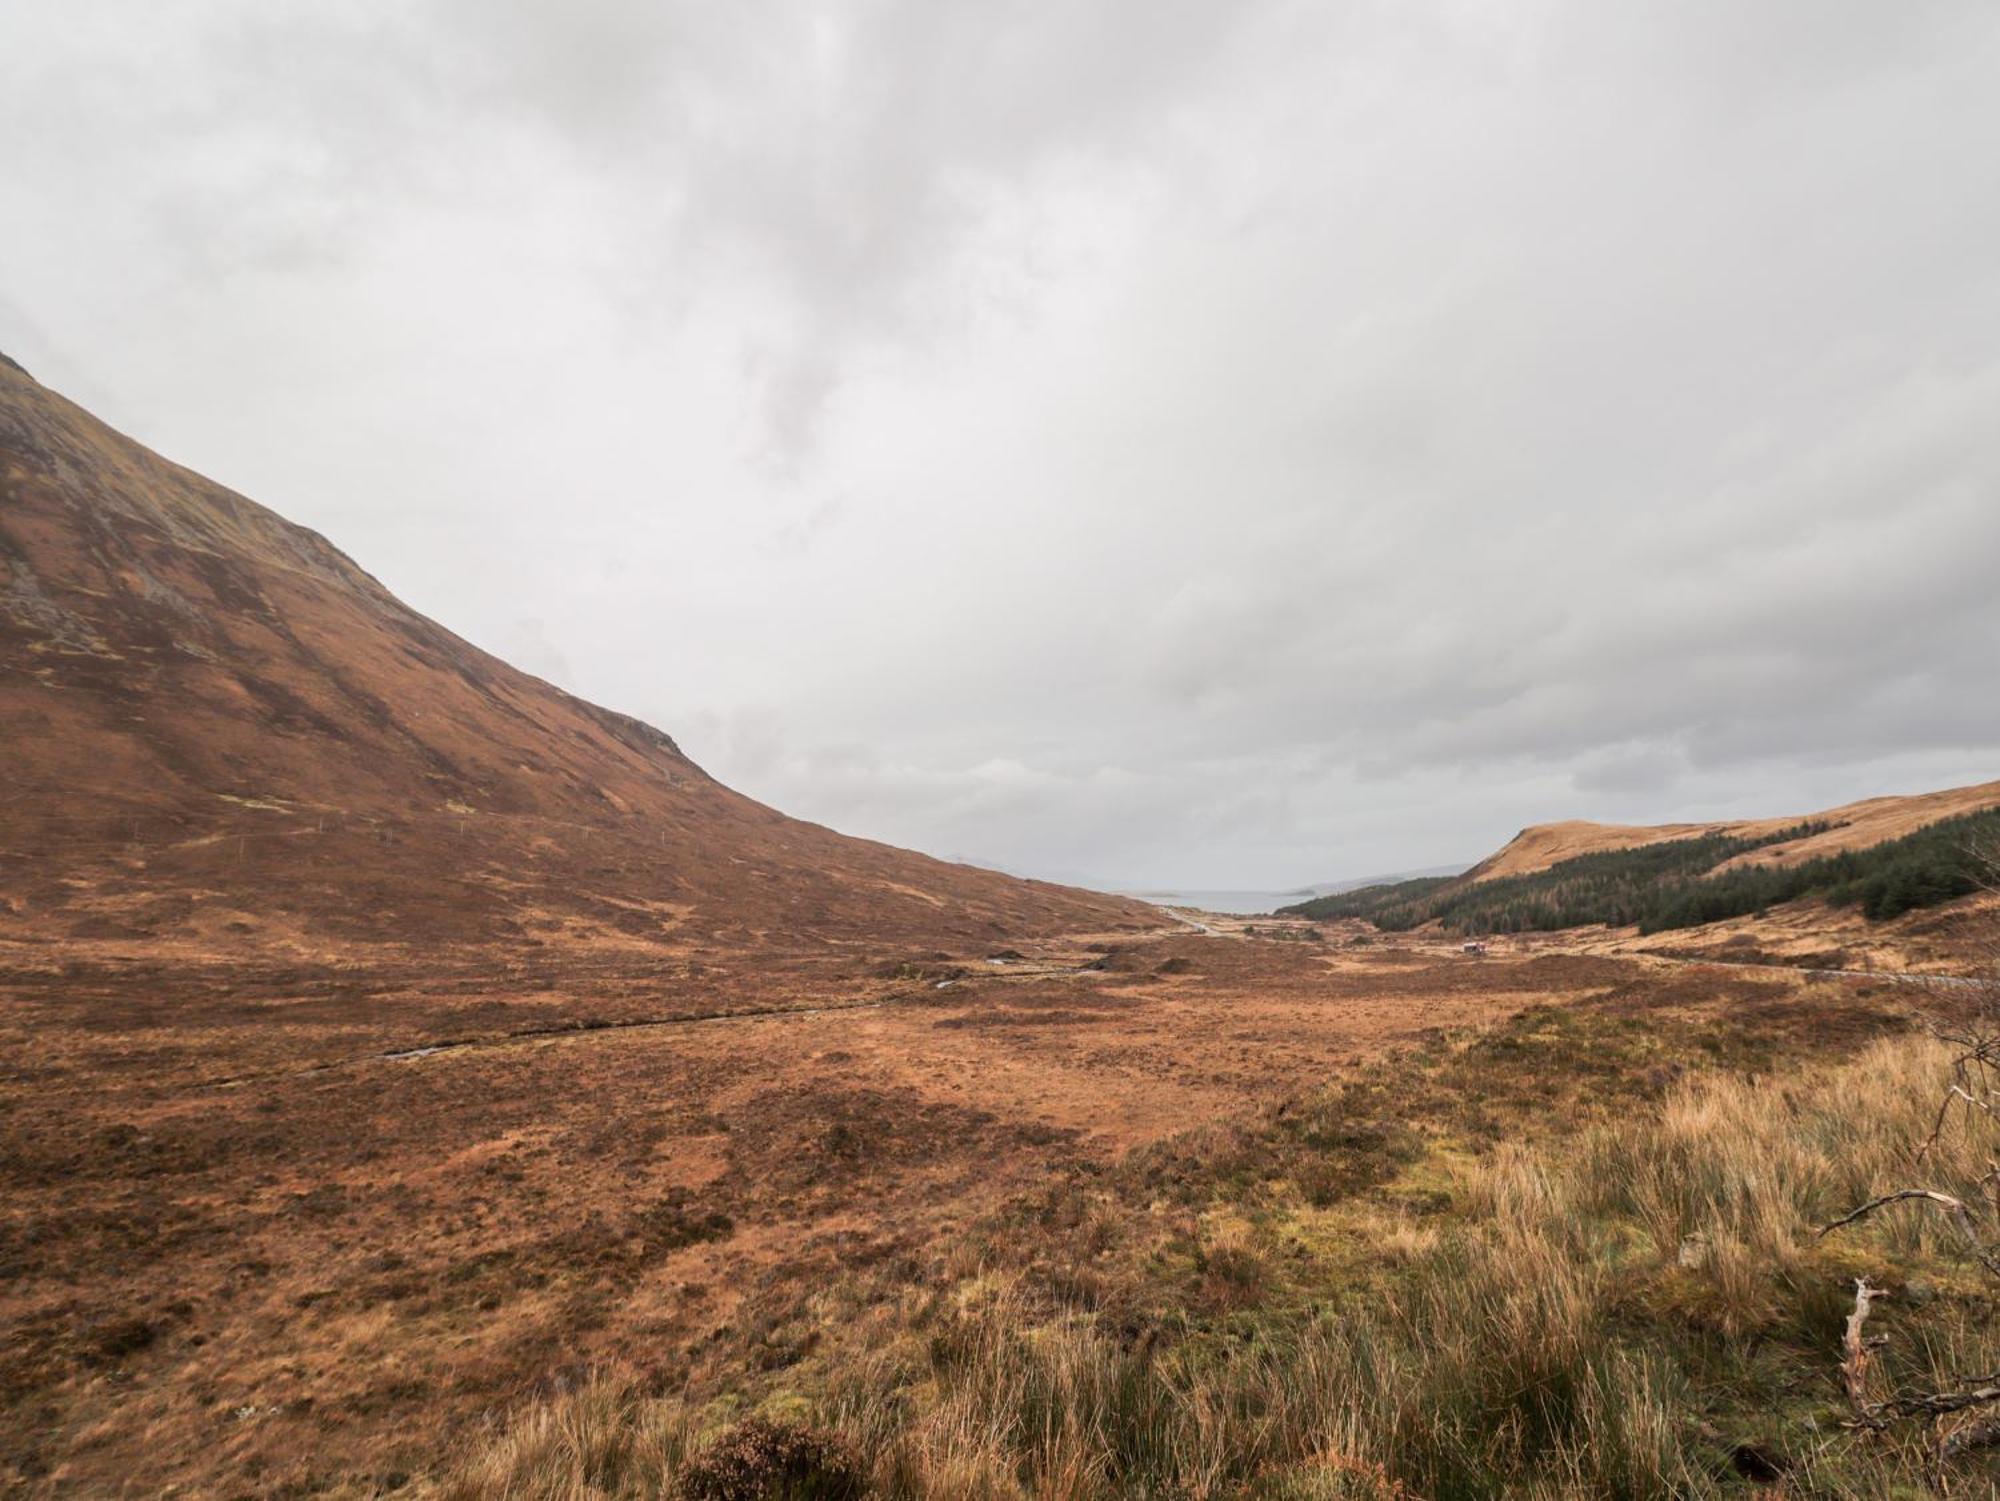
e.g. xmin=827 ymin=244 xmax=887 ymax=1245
xmin=1916 ymin=1085 xmax=1993 ymax=1164
xmin=1820 ymin=1189 xmax=1976 ymax=1237
xmin=1819 ymin=1190 xmax=2000 ymax=1278
xmin=1915 ymin=1086 xmax=1958 ymax=1165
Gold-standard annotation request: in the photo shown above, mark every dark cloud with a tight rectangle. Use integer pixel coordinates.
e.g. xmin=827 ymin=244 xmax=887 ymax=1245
xmin=4 ymin=0 xmax=1996 ymax=886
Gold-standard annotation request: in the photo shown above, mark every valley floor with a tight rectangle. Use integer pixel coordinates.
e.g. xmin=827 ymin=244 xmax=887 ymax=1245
xmin=1 ymin=904 xmax=1990 ymax=1495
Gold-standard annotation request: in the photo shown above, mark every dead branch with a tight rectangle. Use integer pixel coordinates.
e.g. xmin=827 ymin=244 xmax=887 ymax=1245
xmin=1879 ymin=1382 xmax=2000 ymax=1419
xmin=1915 ymin=1087 xmax=1956 ymax=1165
xmin=1917 ymin=1085 xmax=1993 ymax=1164
xmin=1818 ymin=1190 xmax=2000 ymax=1278
xmin=1841 ymin=1278 xmax=1888 ymax=1421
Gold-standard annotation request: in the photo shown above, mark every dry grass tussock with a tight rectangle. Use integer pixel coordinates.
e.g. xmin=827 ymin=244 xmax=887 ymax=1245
xmin=434 ymin=1377 xmax=696 ymax=1500
xmin=429 ymin=1029 xmax=2000 ymax=1498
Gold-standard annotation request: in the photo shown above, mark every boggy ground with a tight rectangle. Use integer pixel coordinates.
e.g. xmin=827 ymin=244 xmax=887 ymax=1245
xmin=0 ymin=917 xmax=1938 ymax=1496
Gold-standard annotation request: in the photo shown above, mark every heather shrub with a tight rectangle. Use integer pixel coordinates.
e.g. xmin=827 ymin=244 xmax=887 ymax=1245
xmin=673 ymin=1416 xmax=867 ymax=1501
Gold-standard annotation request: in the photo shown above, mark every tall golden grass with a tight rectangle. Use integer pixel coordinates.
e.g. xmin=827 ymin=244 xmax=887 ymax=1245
xmin=429 ymin=1030 xmax=1997 ymax=1498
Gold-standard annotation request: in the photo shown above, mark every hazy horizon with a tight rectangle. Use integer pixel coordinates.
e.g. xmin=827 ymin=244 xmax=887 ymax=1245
xmin=6 ymin=2 xmax=1999 ymax=888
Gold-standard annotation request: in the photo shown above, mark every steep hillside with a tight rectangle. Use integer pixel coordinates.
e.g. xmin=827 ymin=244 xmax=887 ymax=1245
xmin=1471 ymin=780 xmax=2000 ymax=883
xmin=0 ymin=355 xmax=1147 ymax=952
xmin=1465 ymin=819 xmax=1715 ymax=882
xmin=1283 ymin=784 xmax=1999 ymax=937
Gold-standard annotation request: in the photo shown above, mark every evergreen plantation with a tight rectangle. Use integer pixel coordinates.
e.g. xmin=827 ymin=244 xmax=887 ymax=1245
xmin=1279 ymin=807 xmax=2000 ymax=935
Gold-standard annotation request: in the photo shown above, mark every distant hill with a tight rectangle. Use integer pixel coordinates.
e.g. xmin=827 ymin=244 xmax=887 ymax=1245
xmin=1287 ymin=864 xmax=1470 ymax=899
xmin=1281 ymin=781 xmax=2000 ymax=936
xmin=1118 ymin=866 xmax=1469 ymax=917
xmin=1468 ymin=781 xmax=2000 ymax=883
xmin=0 ymin=356 xmax=1150 ymax=952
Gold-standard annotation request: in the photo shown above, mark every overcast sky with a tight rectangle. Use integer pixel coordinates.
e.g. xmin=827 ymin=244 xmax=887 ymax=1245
xmin=6 ymin=2 xmax=1999 ymax=889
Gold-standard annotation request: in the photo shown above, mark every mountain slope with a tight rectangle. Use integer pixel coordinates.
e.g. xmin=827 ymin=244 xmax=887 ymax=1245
xmin=0 ymin=355 xmax=1147 ymax=951
xmin=1469 ymin=779 xmax=2000 ymax=884
xmin=1282 ymin=780 xmax=2000 ymax=937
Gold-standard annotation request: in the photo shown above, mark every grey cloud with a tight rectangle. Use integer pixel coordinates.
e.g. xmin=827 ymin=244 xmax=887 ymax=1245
xmin=398 ymin=0 xmax=1259 ymax=468
xmin=4 ymin=0 xmax=1998 ymax=887
xmin=1571 ymin=745 xmax=1689 ymax=799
